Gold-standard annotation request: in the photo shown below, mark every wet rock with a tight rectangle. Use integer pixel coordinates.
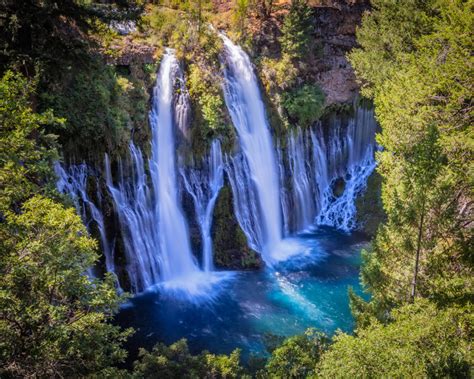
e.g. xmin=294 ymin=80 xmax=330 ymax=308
xmin=332 ymin=177 xmax=346 ymax=198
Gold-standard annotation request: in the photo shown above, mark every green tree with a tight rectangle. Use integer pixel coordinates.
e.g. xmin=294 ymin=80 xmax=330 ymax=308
xmin=348 ymin=0 xmax=437 ymax=98
xmin=279 ymin=0 xmax=313 ymax=58
xmin=263 ymin=329 xmax=328 ymax=378
xmin=0 ymin=70 xmax=60 ymax=214
xmin=318 ymin=300 xmax=472 ymax=378
xmin=0 ymin=196 xmax=131 ymax=377
xmin=349 ymin=0 xmax=473 ymax=317
xmin=282 ymin=84 xmax=325 ymax=127
xmin=133 ymin=338 xmax=245 ymax=379
xmin=0 ymin=69 xmax=130 ymax=378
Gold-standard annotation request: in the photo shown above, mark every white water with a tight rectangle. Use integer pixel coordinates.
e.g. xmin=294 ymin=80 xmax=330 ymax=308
xmin=55 ymin=163 xmax=118 ymax=286
xmin=149 ymin=50 xmax=199 ymax=281
xmin=221 ymin=35 xmax=283 ymax=262
xmin=316 ymin=108 xmax=377 ymax=230
xmin=279 ymin=107 xmax=377 ymax=233
xmin=181 ymin=140 xmax=224 ymax=272
xmin=104 ymin=50 xmax=204 ymax=292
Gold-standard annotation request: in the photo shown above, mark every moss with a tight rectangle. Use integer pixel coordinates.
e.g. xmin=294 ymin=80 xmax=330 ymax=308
xmin=322 ymin=102 xmax=354 ymax=118
xmin=212 ymin=185 xmax=262 ymax=269
xmin=355 ymin=171 xmax=386 ymax=237
xmin=39 ymin=55 xmax=153 ymax=162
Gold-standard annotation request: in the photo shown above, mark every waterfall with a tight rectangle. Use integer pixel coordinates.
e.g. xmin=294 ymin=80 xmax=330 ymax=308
xmin=149 ymin=50 xmax=199 ymax=282
xmin=225 ymin=153 xmax=264 ymax=252
xmin=105 ymin=145 xmax=161 ymax=292
xmin=105 ymin=50 xmax=201 ymax=292
xmin=287 ymin=129 xmax=316 ymax=231
xmin=54 ymin=163 xmax=118 ymax=284
xmin=55 ymin=38 xmax=378 ymax=294
xmin=180 ymin=140 xmax=224 ymax=272
xmin=220 ymin=35 xmax=283 ymax=262
xmin=316 ymin=107 xmax=377 ymax=230
xmin=280 ymin=107 xmax=377 ymax=233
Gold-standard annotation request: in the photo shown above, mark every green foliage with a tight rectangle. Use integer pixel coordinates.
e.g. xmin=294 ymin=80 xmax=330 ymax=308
xmin=260 ymin=54 xmax=298 ymax=91
xmin=348 ymin=0 xmax=436 ymax=98
xmin=141 ymin=2 xmax=220 ymax=63
xmin=212 ymin=186 xmax=261 ymax=269
xmin=187 ymin=63 xmax=232 ymax=156
xmin=355 ymin=169 xmax=385 ymax=237
xmin=39 ymin=57 xmax=151 ymax=158
xmin=0 ymin=71 xmax=61 ymax=213
xmin=318 ymin=300 xmax=472 ymax=378
xmin=0 ymin=196 xmax=131 ymax=377
xmin=133 ymin=338 xmax=245 ymax=379
xmin=0 ymin=0 xmax=93 ymax=70
xmin=350 ymin=0 xmax=473 ymax=314
xmin=282 ymin=84 xmax=325 ymax=127
xmin=0 ymin=69 xmax=131 ymax=378
xmin=280 ymin=0 xmax=313 ymax=58
xmin=232 ymin=0 xmax=250 ymax=39
xmin=263 ymin=329 xmax=329 ymax=378
xmin=188 ymin=64 xmax=226 ymax=132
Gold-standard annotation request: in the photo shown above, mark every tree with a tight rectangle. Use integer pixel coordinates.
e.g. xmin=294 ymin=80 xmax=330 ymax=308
xmin=0 ymin=196 xmax=131 ymax=377
xmin=0 ymin=69 xmax=130 ymax=378
xmin=263 ymin=329 xmax=329 ymax=378
xmin=132 ymin=339 xmax=245 ymax=379
xmin=279 ymin=0 xmax=313 ymax=58
xmin=318 ymin=300 xmax=471 ymax=378
xmin=0 ymin=70 xmax=60 ymax=214
xmin=348 ymin=0 xmax=473 ymax=317
xmin=282 ymin=84 xmax=325 ymax=127
xmin=233 ymin=0 xmax=250 ymax=38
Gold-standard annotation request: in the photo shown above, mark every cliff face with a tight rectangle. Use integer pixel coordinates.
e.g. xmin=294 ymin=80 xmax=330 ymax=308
xmin=247 ymin=0 xmax=370 ymax=105
xmin=310 ymin=2 xmax=369 ymax=104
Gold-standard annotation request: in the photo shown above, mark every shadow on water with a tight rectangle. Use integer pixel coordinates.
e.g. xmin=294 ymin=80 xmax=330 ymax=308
xmin=115 ymin=226 xmax=369 ymax=364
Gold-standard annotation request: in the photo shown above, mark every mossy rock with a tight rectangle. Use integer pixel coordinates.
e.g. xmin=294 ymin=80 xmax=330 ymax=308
xmin=212 ymin=185 xmax=262 ymax=269
xmin=355 ymin=171 xmax=386 ymax=237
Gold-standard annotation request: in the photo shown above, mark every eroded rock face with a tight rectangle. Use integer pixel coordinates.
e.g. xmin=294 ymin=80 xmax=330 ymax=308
xmin=105 ymin=37 xmax=156 ymax=67
xmin=247 ymin=0 xmax=370 ymax=105
xmin=309 ymin=3 xmax=369 ymax=104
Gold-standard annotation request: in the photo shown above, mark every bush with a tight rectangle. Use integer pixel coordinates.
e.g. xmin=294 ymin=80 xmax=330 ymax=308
xmin=282 ymin=84 xmax=325 ymax=127
xmin=263 ymin=329 xmax=329 ymax=378
xmin=280 ymin=0 xmax=313 ymax=58
xmin=133 ymin=339 xmax=245 ymax=379
xmin=318 ymin=300 xmax=472 ymax=378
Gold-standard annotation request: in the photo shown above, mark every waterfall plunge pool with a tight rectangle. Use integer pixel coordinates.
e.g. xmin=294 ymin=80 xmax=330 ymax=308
xmin=115 ymin=226 xmax=369 ymax=362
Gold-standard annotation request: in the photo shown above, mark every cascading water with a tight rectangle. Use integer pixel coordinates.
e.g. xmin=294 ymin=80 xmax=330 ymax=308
xmin=287 ymin=129 xmax=316 ymax=231
xmin=105 ymin=50 xmax=203 ymax=293
xmin=279 ymin=107 xmax=377 ymax=233
xmin=149 ymin=50 xmax=199 ymax=282
xmin=54 ymin=163 xmax=118 ymax=284
xmin=105 ymin=145 xmax=161 ymax=292
xmin=220 ymin=35 xmax=283 ymax=262
xmin=316 ymin=108 xmax=377 ymax=230
xmin=180 ymin=140 xmax=224 ymax=272
xmin=55 ymin=35 xmax=377 ymax=302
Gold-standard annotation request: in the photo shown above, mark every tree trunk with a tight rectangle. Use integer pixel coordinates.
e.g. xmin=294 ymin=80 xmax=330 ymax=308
xmin=410 ymin=201 xmax=425 ymax=302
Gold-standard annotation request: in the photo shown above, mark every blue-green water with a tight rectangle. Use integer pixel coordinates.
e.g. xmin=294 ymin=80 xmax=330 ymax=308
xmin=116 ymin=227 xmax=368 ymax=359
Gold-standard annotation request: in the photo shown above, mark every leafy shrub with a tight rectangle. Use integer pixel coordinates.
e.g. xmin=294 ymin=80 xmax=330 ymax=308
xmin=133 ymin=339 xmax=245 ymax=379
xmin=39 ymin=57 xmax=150 ymax=159
xmin=0 ymin=71 xmax=61 ymax=213
xmin=318 ymin=301 xmax=472 ymax=378
xmin=1 ymin=196 xmax=131 ymax=378
xmin=280 ymin=0 xmax=313 ymax=58
xmin=282 ymin=84 xmax=325 ymax=127
xmin=263 ymin=329 xmax=329 ymax=378
xmin=260 ymin=54 xmax=298 ymax=91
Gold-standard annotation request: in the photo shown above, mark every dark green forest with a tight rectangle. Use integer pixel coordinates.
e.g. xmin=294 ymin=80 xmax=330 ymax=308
xmin=0 ymin=0 xmax=472 ymax=377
